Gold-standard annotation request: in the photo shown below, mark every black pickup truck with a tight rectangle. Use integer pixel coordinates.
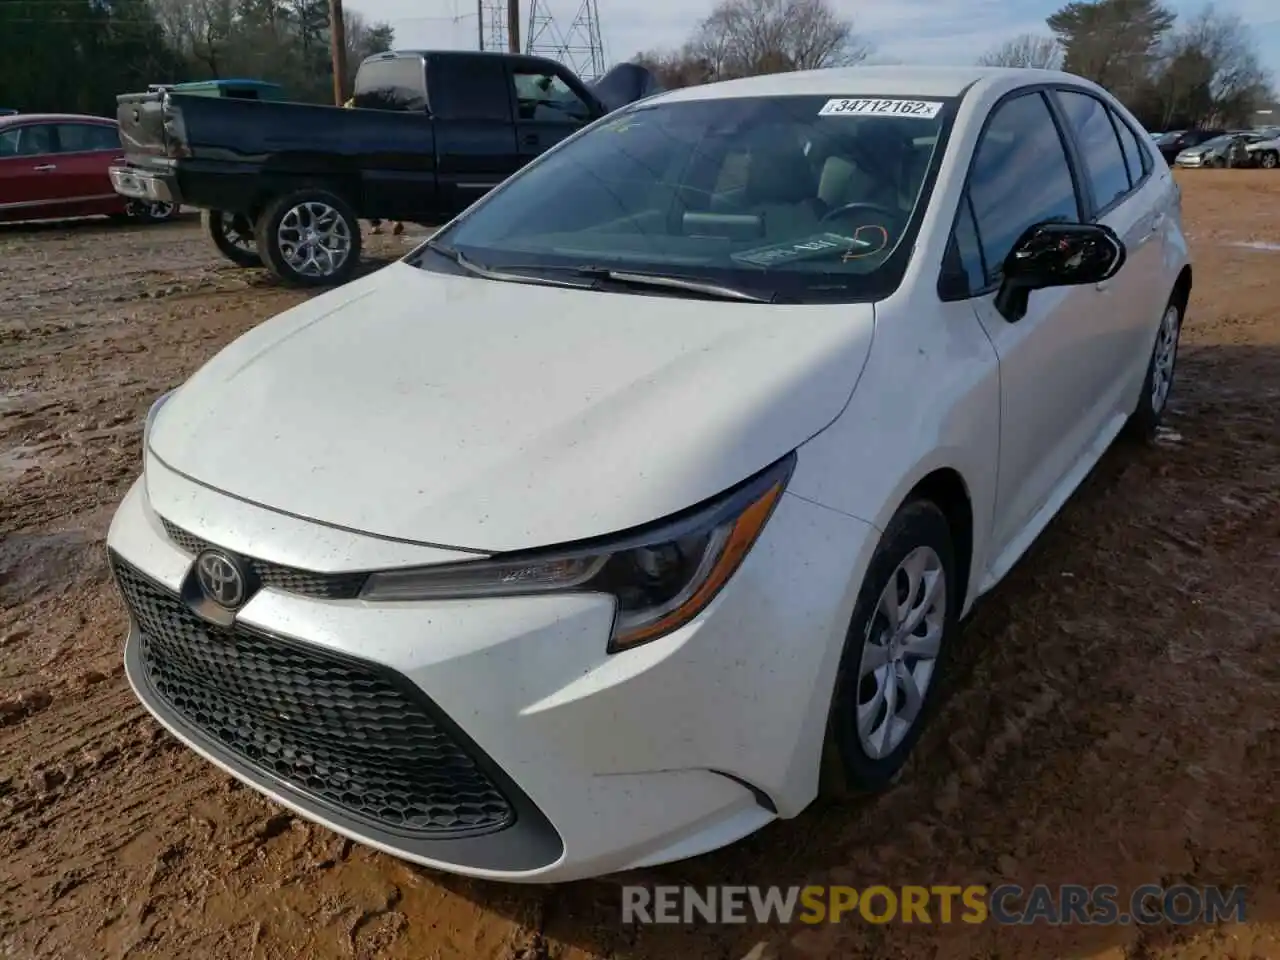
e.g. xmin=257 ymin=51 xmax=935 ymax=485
xmin=109 ymin=51 xmax=660 ymax=285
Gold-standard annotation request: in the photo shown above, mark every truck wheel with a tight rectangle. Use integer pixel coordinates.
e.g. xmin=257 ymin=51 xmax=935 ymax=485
xmin=128 ymin=200 xmax=179 ymax=223
xmin=205 ymin=209 xmax=261 ymax=267
xmin=254 ymin=188 xmax=362 ymax=287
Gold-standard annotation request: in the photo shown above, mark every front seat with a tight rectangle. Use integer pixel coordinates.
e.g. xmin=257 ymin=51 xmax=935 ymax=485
xmin=742 ymin=137 xmax=824 ymax=236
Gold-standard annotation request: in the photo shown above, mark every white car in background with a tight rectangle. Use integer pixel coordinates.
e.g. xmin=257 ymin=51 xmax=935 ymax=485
xmin=109 ymin=65 xmax=1191 ymax=883
xmin=1245 ymin=134 xmax=1280 ymax=168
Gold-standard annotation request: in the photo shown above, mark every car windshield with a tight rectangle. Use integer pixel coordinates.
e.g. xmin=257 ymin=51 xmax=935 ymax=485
xmin=1198 ymin=135 xmax=1235 ymax=148
xmin=1154 ymin=131 xmax=1183 ymax=145
xmin=420 ymin=94 xmax=957 ymax=303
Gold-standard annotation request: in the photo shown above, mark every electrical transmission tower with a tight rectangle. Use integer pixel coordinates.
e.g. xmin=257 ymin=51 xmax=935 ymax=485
xmin=476 ymin=0 xmax=510 ymax=52
xmin=525 ymin=0 xmax=607 ymax=80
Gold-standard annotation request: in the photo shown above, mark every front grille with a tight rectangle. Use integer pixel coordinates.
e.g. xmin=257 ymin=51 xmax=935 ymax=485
xmin=114 ymin=556 xmax=515 ymax=837
xmin=159 ymin=517 xmax=368 ymax=600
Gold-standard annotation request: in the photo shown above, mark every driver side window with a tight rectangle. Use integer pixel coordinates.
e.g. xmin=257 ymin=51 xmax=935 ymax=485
xmin=512 ymin=70 xmax=592 ymax=124
xmin=963 ymin=91 xmax=1082 ymax=288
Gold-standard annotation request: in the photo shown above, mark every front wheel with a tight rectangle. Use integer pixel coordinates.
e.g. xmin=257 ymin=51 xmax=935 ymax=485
xmin=254 ymin=188 xmax=362 ymax=287
xmin=1260 ymin=151 xmax=1279 ymax=170
xmin=1123 ymin=292 xmax=1184 ymax=443
xmin=204 ymin=209 xmax=261 ymax=267
xmin=821 ymin=499 xmax=958 ymax=796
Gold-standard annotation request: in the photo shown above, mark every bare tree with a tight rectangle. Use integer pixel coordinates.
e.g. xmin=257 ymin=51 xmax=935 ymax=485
xmin=977 ymin=34 xmax=1062 ymax=69
xmin=635 ymin=0 xmax=869 ymax=88
xmin=1155 ymin=4 xmax=1272 ymax=126
xmin=695 ymin=0 xmax=870 ymax=77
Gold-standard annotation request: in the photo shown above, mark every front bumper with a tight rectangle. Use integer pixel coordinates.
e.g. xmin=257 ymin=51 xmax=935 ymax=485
xmin=109 ymin=165 xmax=180 ymax=204
xmin=108 ymin=469 xmax=876 ymax=882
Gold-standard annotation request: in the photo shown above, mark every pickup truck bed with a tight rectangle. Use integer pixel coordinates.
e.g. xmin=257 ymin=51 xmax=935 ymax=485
xmin=110 ymin=51 xmax=659 ymax=285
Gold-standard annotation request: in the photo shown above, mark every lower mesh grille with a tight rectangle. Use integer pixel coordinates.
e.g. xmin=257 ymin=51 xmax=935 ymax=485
xmin=113 ymin=555 xmax=515 ymax=837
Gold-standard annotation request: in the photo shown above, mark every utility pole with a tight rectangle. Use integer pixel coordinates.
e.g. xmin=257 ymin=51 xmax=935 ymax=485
xmin=506 ymin=0 xmax=520 ymax=53
xmin=329 ymin=0 xmax=348 ymax=105
xmin=477 ymin=0 xmax=485 ymax=49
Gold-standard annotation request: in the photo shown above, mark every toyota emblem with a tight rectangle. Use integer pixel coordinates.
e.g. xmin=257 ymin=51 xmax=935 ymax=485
xmin=195 ymin=549 xmax=248 ymax=609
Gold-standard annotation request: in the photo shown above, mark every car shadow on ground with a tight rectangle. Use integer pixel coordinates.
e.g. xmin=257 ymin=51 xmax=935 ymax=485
xmin=0 ymin=212 xmax=197 ymax=236
xmin=397 ymin=341 xmax=1280 ymax=960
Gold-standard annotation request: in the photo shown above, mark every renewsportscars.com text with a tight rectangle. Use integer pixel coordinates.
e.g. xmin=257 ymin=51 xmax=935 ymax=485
xmin=621 ymin=884 xmax=1248 ymax=926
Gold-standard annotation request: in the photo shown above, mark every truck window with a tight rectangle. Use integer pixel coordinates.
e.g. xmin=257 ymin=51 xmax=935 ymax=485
xmin=428 ymin=56 xmax=511 ymax=122
xmin=354 ymin=56 xmax=429 ymax=112
xmin=511 ymin=69 xmax=592 ymax=124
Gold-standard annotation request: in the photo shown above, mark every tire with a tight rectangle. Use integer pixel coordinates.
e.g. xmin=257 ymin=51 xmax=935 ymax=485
xmin=204 ymin=209 xmax=261 ymax=268
xmin=254 ymin=187 xmax=362 ymax=287
xmin=1207 ymin=156 xmax=1225 ymax=169
xmin=1122 ymin=290 xmax=1184 ymax=443
xmin=820 ymin=499 xmax=959 ymax=796
xmin=1261 ymin=151 xmax=1279 ymax=170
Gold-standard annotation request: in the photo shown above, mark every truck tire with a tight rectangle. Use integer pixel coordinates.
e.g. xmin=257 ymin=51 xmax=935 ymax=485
xmin=205 ymin=209 xmax=261 ymax=267
xmin=254 ymin=188 xmax=362 ymax=287
xmin=1260 ymin=151 xmax=1279 ymax=170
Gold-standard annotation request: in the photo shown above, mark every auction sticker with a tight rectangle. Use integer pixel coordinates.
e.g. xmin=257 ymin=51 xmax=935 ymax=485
xmin=818 ymin=98 xmax=943 ymax=118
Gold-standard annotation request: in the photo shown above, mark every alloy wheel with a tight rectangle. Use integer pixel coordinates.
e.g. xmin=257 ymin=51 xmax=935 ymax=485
xmin=276 ymin=201 xmax=352 ymax=278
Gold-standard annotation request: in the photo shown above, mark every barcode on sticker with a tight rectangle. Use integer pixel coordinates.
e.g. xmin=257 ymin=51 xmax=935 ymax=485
xmin=819 ymin=98 xmax=943 ymax=119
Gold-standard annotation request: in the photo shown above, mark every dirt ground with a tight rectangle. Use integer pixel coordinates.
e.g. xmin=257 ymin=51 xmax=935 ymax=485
xmin=1 ymin=174 xmax=1278 ymax=960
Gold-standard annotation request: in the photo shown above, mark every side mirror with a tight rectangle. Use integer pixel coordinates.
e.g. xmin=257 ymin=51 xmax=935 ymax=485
xmin=994 ymin=221 xmax=1126 ymax=323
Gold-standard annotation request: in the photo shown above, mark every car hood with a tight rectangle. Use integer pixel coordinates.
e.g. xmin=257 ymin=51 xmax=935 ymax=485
xmin=149 ymin=262 xmax=875 ymax=552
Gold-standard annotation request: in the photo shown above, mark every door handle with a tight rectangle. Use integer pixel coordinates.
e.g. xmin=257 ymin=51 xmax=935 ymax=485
xmin=521 ymin=133 xmax=539 ymax=146
xmin=32 ymin=163 xmax=56 ymax=172
xmin=1095 ymin=279 xmax=1112 ymax=292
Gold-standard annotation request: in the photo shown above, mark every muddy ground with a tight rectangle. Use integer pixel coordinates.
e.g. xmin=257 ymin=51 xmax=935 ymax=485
xmin=1 ymin=174 xmax=1278 ymax=960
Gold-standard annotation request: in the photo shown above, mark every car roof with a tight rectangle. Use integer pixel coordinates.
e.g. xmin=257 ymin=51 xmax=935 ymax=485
xmin=0 ymin=112 xmax=115 ymax=127
xmin=648 ymin=65 xmax=1093 ymax=105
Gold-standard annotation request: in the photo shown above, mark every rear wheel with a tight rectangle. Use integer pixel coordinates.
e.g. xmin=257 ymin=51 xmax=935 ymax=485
xmin=821 ymin=499 xmax=958 ymax=796
xmin=204 ymin=209 xmax=260 ymax=267
xmin=1260 ymin=151 xmax=1279 ymax=170
xmin=1123 ymin=292 xmax=1184 ymax=443
xmin=254 ymin=188 xmax=361 ymax=287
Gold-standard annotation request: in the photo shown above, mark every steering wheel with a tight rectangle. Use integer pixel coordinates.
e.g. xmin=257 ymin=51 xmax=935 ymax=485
xmin=820 ymin=201 xmax=905 ymax=225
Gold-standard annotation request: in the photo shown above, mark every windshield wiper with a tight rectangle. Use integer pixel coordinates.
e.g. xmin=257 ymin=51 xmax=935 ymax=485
xmin=572 ymin=267 xmax=773 ymax=303
xmin=420 ymin=242 xmax=772 ymax=302
xmin=421 ymin=241 xmax=594 ymax=290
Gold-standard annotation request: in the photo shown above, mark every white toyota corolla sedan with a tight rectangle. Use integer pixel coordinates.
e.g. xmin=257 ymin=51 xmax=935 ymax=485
xmin=108 ymin=65 xmax=1190 ymax=882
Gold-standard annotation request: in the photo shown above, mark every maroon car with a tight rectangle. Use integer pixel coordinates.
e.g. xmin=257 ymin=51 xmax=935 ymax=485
xmin=0 ymin=113 xmax=177 ymax=225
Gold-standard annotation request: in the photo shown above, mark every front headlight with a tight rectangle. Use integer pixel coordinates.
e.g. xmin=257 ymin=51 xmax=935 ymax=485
xmin=360 ymin=453 xmax=795 ymax=652
xmin=142 ymin=388 xmax=177 ymax=458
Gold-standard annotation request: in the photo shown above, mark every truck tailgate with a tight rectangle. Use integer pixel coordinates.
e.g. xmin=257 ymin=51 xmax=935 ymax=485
xmin=116 ymin=92 xmax=172 ymax=158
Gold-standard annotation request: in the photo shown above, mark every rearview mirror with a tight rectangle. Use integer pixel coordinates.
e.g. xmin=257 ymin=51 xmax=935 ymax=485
xmin=994 ymin=221 xmax=1126 ymax=322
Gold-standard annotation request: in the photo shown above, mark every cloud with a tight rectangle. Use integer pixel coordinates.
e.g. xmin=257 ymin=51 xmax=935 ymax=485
xmin=359 ymin=0 xmax=1280 ymax=77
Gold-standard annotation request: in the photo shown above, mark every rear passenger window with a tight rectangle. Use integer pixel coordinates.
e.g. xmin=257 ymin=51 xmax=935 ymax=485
xmin=1110 ymin=110 xmax=1150 ymax=185
xmin=353 ymin=56 xmax=429 ymax=112
xmin=1056 ymin=90 xmax=1131 ymax=211
xmin=967 ymin=91 xmax=1081 ymax=285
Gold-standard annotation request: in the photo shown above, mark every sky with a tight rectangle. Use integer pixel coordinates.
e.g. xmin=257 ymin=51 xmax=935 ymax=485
xmin=356 ymin=0 xmax=1280 ymax=90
